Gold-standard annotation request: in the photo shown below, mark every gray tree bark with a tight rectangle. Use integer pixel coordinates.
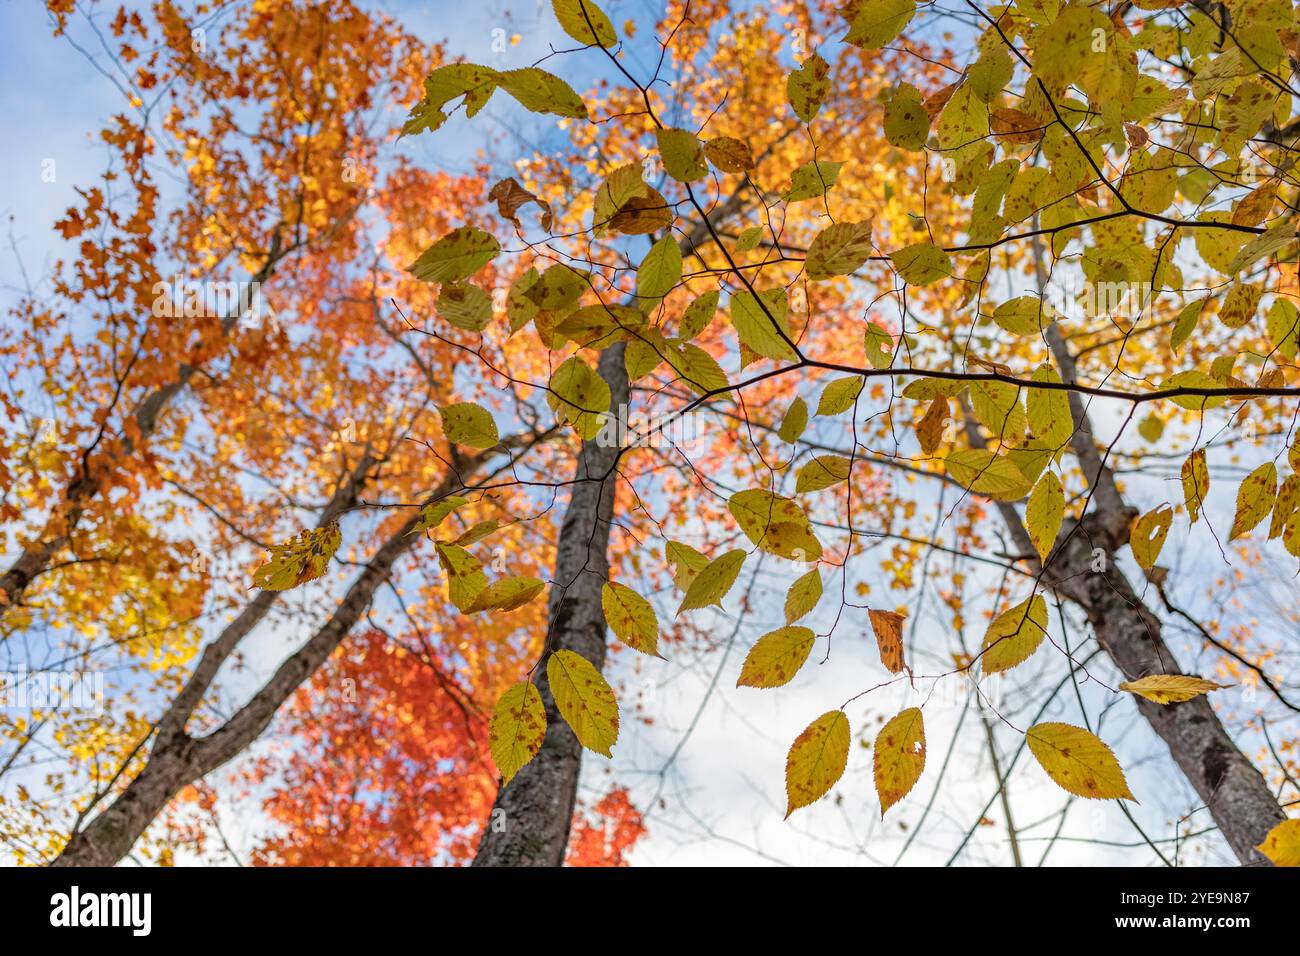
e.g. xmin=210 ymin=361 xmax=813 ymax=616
xmin=472 ymin=344 xmax=628 ymax=866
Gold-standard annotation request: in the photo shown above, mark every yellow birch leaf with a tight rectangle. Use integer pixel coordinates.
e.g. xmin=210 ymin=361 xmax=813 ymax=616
xmin=874 ymin=707 xmax=925 ymax=815
xmin=1026 ymin=722 xmax=1135 ymax=800
xmin=1256 ymin=819 xmax=1300 ymax=866
xmin=1119 ymin=674 xmax=1228 ymax=704
xmin=253 ymin=524 xmax=341 ymax=591
xmin=785 ymin=710 xmax=850 ymax=817
xmin=488 ymin=681 xmax=546 ymax=783
xmin=1026 ymin=471 xmax=1064 ymax=563
xmin=1182 ymin=449 xmax=1209 ymax=524
xmin=796 ymin=454 xmax=852 ymax=493
xmin=465 ymin=576 xmax=545 ymax=613
xmin=677 ymin=549 xmax=746 ymax=614
xmin=784 ymin=568 xmax=823 ymax=623
xmin=1229 ymin=462 xmax=1277 ymax=540
xmin=1130 ymin=504 xmax=1173 ymax=570
xmin=737 ymin=625 xmax=815 ymax=688
xmin=981 ymin=594 xmax=1048 ymax=674
xmin=440 ymin=402 xmax=499 ymax=449
xmin=547 ymin=649 xmax=618 ymax=757
xmin=602 ymin=581 xmax=661 ymax=657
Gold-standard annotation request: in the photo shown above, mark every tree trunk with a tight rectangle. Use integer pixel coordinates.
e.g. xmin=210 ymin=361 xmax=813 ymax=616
xmin=472 ymin=344 xmax=628 ymax=866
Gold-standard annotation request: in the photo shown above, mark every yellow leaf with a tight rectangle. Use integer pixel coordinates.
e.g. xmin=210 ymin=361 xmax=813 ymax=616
xmin=703 ymin=136 xmax=754 ymax=173
xmin=489 ymin=681 xmax=546 ymax=783
xmin=816 ymin=375 xmax=863 ymax=415
xmin=1256 ymin=818 xmax=1300 ymax=866
xmin=551 ymin=0 xmax=616 ymax=47
xmin=737 ymin=625 xmax=815 ymax=688
xmin=655 ymin=127 xmax=708 ymax=182
xmin=1026 ymin=722 xmax=1135 ymax=800
xmin=796 ymin=454 xmax=852 ymax=493
xmin=785 ymin=710 xmax=850 ymax=817
xmin=787 ymin=51 xmax=830 ymax=123
xmin=781 ymin=160 xmax=842 ymax=202
xmin=437 ymin=282 xmax=493 ymax=331
xmin=729 ymin=288 xmax=796 ymax=362
xmin=1119 ymin=674 xmax=1228 ymax=705
xmin=843 ymin=0 xmax=916 ymax=48
xmin=635 ymin=234 xmax=682 ymax=308
xmin=805 ymin=220 xmax=874 ymax=279
xmin=1181 ymin=449 xmax=1209 ymax=524
xmin=1229 ymin=462 xmax=1277 ymax=540
xmin=409 ymin=495 xmax=468 ymax=535
xmin=944 ymin=448 xmax=1033 ymax=501
xmin=676 ymin=549 xmax=746 ymax=614
xmin=252 ymin=524 xmax=341 ymax=591
xmin=778 ymin=396 xmax=809 ymax=444
xmin=874 ymin=707 xmax=925 ymax=815
xmin=435 ymin=543 xmax=487 ymax=611
xmin=1130 ymin=504 xmax=1173 ymax=570
xmin=440 ymin=402 xmax=499 ymax=449
xmin=784 ymin=568 xmax=823 ymax=624
xmin=868 ymin=608 xmax=907 ymax=674
xmin=496 ymin=67 xmax=588 ymax=119
xmin=1026 ymin=471 xmax=1064 ymax=563
xmin=916 ymin=397 xmax=949 ymax=455
xmin=883 ymin=82 xmax=929 ymax=150
xmin=728 ymin=489 xmax=823 ymax=561
xmin=546 ymin=649 xmax=618 ymax=757
xmin=863 ymin=322 xmax=894 ymax=369
xmin=665 ymin=540 xmax=709 ymax=591
xmin=981 ymin=595 xmax=1048 ymax=674
xmin=602 ymin=581 xmax=661 ymax=657
xmin=890 ymin=242 xmax=952 ymax=285
xmin=407 ymin=225 xmax=500 ymax=283
xmin=465 ymin=576 xmax=545 ymax=613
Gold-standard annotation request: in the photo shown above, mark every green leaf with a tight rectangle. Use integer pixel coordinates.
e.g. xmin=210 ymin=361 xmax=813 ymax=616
xmin=805 ymin=221 xmax=874 ymax=279
xmin=817 ymin=376 xmax=863 ymax=415
xmin=656 ymin=127 xmax=708 ymax=182
xmin=410 ymin=495 xmax=468 ymax=536
xmin=548 ymin=356 xmax=611 ymax=440
xmin=890 ymin=242 xmax=952 ymax=285
xmin=945 ymin=448 xmax=1033 ymax=500
xmin=440 ymin=402 xmax=499 ymax=449
xmin=496 ymin=67 xmax=588 ymax=119
xmin=787 ymin=52 xmax=831 ymax=123
xmin=778 ymin=396 xmax=809 ymax=443
xmin=863 ymin=322 xmax=893 ymax=368
xmin=636 ymin=235 xmax=682 ymax=308
xmin=408 ymin=226 xmax=501 ymax=283
xmin=738 ymin=626 xmax=816 ymax=688
xmin=253 ymin=524 xmax=341 ymax=591
xmin=781 ymin=160 xmax=843 ymax=202
xmin=883 ymin=82 xmax=929 ymax=150
xmin=436 ymin=543 xmax=488 ymax=611
xmin=680 ymin=290 xmax=720 ymax=339
xmin=403 ymin=63 xmax=500 ymax=136
xmin=437 ymin=282 xmax=493 ymax=332
xmin=677 ymin=549 xmax=747 ymax=614
xmin=730 ymin=288 xmax=797 ymax=361
xmin=843 ymin=0 xmax=916 ymax=48
xmin=547 ymin=649 xmax=619 ymax=756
